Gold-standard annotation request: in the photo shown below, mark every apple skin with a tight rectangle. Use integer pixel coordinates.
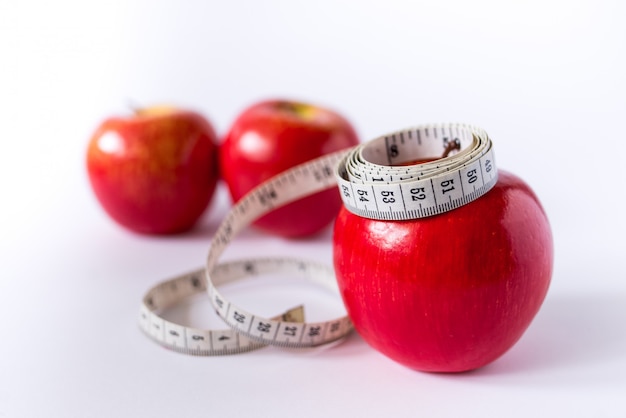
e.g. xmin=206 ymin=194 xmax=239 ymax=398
xmin=86 ymin=108 xmax=219 ymax=234
xmin=220 ymin=99 xmax=360 ymax=238
xmin=333 ymin=170 xmax=553 ymax=372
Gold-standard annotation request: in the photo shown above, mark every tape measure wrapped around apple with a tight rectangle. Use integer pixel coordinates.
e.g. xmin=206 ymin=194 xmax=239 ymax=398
xmin=140 ymin=123 xmax=553 ymax=373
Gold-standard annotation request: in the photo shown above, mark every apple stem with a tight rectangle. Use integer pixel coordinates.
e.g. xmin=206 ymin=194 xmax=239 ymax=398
xmin=126 ymin=98 xmax=143 ymax=115
xmin=442 ymin=139 xmax=461 ymax=158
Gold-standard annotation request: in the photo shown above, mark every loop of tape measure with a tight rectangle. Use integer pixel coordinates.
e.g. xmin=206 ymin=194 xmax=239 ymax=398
xmin=336 ymin=123 xmax=497 ymax=220
xmin=139 ymin=258 xmax=334 ymax=355
xmin=139 ymin=123 xmax=498 ymax=355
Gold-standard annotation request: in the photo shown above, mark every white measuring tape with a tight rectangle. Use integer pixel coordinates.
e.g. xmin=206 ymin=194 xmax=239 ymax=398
xmin=139 ymin=123 xmax=498 ymax=355
xmin=139 ymin=259 xmax=332 ymax=355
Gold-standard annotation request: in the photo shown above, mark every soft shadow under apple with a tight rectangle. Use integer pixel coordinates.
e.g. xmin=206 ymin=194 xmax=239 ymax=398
xmin=463 ymin=289 xmax=626 ymax=384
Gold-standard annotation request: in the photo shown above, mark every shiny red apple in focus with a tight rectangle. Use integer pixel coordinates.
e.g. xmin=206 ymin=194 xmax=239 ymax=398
xmin=86 ymin=106 xmax=219 ymax=234
xmin=333 ymin=170 xmax=553 ymax=372
xmin=220 ymin=99 xmax=360 ymax=238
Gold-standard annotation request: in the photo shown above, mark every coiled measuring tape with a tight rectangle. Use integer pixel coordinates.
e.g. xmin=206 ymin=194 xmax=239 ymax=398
xmin=139 ymin=123 xmax=498 ymax=355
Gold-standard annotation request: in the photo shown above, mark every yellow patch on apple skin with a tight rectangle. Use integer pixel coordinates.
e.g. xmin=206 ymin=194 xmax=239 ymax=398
xmin=134 ymin=105 xmax=179 ymax=117
xmin=276 ymin=101 xmax=318 ymax=120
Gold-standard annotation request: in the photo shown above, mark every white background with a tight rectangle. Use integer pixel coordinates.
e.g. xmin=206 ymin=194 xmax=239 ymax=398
xmin=1 ymin=0 xmax=625 ymax=417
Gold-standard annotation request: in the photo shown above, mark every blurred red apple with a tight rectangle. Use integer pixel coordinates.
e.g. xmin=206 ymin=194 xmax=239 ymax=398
xmin=219 ymin=99 xmax=360 ymax=238
xmin=333 ymin=170 xmax=553 ymax=372
xmin=86 ymin=106 xmax=219 ymax=234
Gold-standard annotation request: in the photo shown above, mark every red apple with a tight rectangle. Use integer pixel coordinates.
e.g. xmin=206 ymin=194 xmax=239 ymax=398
xmin=86 ymin=106 xmax=219 ymax=234
xmin=220 ymin=99 xmax=360 ymax=238
xmin=333 ymin=170 xmax=553 ymax=372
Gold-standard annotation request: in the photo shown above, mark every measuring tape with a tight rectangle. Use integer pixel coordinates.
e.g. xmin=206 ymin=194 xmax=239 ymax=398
xmin=139 ymin=258 xmax=331 ymax=355
xmin=336 ymin=123 xmax=496 ymax=220
xmin=139 ymin=123 xmax=498 ymax=355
